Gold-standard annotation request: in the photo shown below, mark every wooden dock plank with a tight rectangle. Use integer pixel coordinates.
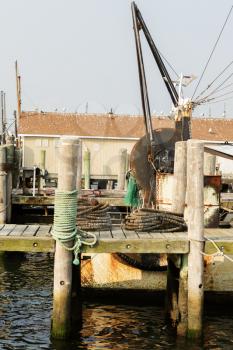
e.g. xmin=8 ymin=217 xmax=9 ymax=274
xmin=36 ymin=225 xmax=52 ymax=237
xmin=8 ymin=225 xmax=28 ymax=236
xmin=0 ymin=224 xmax=17 ymax=236
xmin=123 ymin=229 xmax=139 ymax=239
xmin=111 ymin=228 xmax=126 ymax=239
xmin=136 ymin=231 xmax=152 ymax=239
xmin=161 ymin=232 xmax=187 ymax=240
xmin=22 ymin=225 xmax=40 ymax=236
xmin=99 ymin=231 xmax=113 ymax=239
xmin=205 ymin=228 xmax=233 ymax=240
xmin=149 ymin=232 xmax=165 ymax=239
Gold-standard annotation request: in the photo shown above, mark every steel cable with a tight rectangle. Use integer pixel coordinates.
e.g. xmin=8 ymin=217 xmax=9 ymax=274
xmin=192 ymin=5 xmax=233 ymax=99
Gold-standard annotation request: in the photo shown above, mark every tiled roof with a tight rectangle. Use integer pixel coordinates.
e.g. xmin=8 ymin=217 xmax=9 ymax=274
xmin=19 ymin=111 xmax=233 ymax=141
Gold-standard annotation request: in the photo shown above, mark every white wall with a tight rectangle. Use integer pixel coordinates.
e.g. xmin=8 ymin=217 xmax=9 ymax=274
xmin=23 ymin=136 xmax=135 ymax=178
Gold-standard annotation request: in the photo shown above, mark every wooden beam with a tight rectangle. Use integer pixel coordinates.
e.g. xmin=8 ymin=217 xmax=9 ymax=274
xmin=82 ymin=236 xmax=189 ymax=254
xmin=12 ymin=195 xmax=54 ymax=205
xmin=0 ymin=236 xmax=54 ymax=252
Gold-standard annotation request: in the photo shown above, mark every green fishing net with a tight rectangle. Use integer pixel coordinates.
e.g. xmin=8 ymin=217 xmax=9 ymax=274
xmin=124 ymin=175 xmax=141 ymax=207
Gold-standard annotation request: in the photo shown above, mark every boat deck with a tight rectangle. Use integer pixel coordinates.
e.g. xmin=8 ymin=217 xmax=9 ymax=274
xmin=0 ymin=224 xmax=233 ymax=255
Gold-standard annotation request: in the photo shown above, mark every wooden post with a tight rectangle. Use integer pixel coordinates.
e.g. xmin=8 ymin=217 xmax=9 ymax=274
xmin=5 ymin=142 xmax=14 ymax=223
xmin=172 ymin=141 xmax=187 ymax=214
xmin=177 ymin=254 xmax=188 ymax=336
xmin=13 ymin=147 xmax=21 ymax=189
xmin=0 ymin=146 xmax=7 ymax=224
xmin=204 ymin=153 xmax=216 ymax=175
xmin=84 ymin=149 xmax=90 ymax=190
xmin=170 ymin=141 xmax=188 ymax=335
xmin=124 ymin=152 xmax=130 ymax=190
xmin=51 ymin=137 xmax=79 ymax=339
xmin=40 ymin=149 xmax=46 ymax=170
xmin=165 ymin=258 xmax=179 ymax=326
xmin=76 ymin=139 xmax=82 ymax=192
xmin=118 ymin=148 xmax=127 ymax=190
xmin=40 ymin=150 xmax=46 ymax=190
xmin=187 ymin=139 xmax=204 ymax=338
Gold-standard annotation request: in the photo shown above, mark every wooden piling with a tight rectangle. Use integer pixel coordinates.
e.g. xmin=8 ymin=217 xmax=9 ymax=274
xmin=84 ymin=149 xmax=90 ymax=190
xmin=0 ymin=146 xmax=7 ymax=224
xmin=204 ymin=153 xmax=216 ymax=175
xmin=187 ymin=139 xmax=204 ymax=338
xmin=166 ymin=141 xmax=187 ymax=332
xmin=40 ymin=150 xmax=46 ymax=190
xmin=171 ymin=141 xmax=187 ymax=214
xmin=170 ymin=141 xmax=188 ymax=335
xmin=40 ymin=149 xmax=46 ymax=170
xmin=5 ymin=143 xmax=14 ymax=223
xmin=177 ymin=254 xmax=188 ymax=336
xmin=118 ymin=148 xmax=127 ymax=190
xmin=51 ymin=137 xmax=79 ymax=339
xmin=76 ymin=140 xmax=82 ymax=192
xmin=13 ymin=147 xmax=21 ymax=189
xmin=165 ymin=257 xmax=179 ymax=326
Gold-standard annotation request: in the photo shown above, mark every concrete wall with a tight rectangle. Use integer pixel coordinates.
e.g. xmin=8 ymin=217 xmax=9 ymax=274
xmin=23 ymin=136 xmax=134 ymax=179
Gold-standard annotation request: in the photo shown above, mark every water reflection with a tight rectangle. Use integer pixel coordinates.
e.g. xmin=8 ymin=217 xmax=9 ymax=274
xmin=0 ymin=253 xmax=232 ymax=350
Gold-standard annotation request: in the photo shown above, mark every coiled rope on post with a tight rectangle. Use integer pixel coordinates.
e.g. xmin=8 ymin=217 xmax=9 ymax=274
xmin=52 ymin=190 xmax=97 ymax=265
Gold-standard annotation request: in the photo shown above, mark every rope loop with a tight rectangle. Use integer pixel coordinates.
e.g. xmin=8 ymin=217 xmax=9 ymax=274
xmin=52 ymin=189 xmax=97 ymax=265
xmin=200 ymin=237 xmax=233 ymax=263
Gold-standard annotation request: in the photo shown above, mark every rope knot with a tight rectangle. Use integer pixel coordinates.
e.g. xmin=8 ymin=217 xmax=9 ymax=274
xmin=52 ymin=189 xmax=97 ymax=265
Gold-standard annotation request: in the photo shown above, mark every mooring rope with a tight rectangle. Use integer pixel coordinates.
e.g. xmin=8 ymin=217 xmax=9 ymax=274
xmin=52 ymin=190 xmax=97 ymax=265
xmin=200 ymin=237 xmax=233 ymax=263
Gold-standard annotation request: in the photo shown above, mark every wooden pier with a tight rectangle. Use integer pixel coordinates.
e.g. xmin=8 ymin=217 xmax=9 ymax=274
xmin=0 ymin=224 xmax=233 ymax=255
xmin=1 ymin=137 xmax=233 ymax=341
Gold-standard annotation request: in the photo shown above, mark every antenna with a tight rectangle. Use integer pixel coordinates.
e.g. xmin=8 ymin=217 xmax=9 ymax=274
xmin=15 ymin=61 xmax=21 ymax=126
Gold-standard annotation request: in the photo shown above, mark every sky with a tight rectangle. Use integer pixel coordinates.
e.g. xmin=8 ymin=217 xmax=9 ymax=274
xmin=0 ymin=0 xmax=233 ymax=127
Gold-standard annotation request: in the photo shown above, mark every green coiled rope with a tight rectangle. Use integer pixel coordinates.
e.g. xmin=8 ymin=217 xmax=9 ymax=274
xmin=52 ymin=189 xmax=97 ymax=265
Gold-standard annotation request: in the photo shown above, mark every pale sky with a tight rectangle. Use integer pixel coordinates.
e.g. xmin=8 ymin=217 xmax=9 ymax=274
xmin=0 ymin=0 xmax=233 ymax=127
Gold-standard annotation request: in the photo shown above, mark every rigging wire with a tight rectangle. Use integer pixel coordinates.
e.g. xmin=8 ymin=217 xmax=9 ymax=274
xmin=203 ymin=88 xmax=233 ymax=102
xmin=192 ymin=5 xmax=233 ymax=99
xmin=211 ymin=81 xmax=233 ymax=94
xmin=194 ymin=92 xmax=233 ymax=106
xmin=204 ymin=95 xmax=233 ymax=105
xmin=196 ymin=70 xmax=233 ymax=103
xmin=158 ymin=50 xmax=179 ymax=78
xmin=195 ymin=59 xmax=233 ymax=100
xmin=199 ymin=72 xmax=233 ymax=103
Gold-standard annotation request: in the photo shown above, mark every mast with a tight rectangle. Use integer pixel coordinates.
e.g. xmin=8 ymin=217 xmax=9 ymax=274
xmin=15 ymin=60 xmax=21 ymax=130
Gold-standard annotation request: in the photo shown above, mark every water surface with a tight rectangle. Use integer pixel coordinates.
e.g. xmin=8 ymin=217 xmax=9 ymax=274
xmin=0 ymin=253 xmax=233 ymax=350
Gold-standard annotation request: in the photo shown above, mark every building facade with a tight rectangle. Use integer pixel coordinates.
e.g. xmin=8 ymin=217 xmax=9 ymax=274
xmin=19 ymin=112 xmax=233 ymax=182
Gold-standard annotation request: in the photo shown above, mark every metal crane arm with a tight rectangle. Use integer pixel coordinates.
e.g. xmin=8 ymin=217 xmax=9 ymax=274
xmin=131 ymin=2 xmax=179 ymax=138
